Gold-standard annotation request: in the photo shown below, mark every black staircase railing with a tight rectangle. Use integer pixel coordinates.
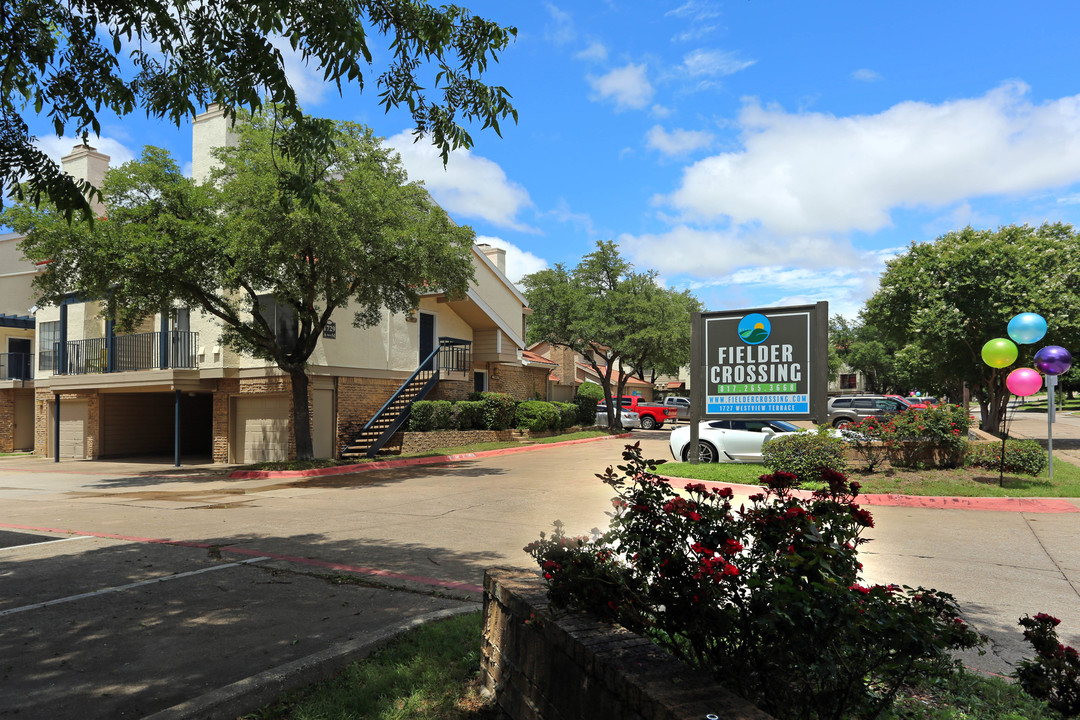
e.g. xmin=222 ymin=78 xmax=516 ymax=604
xmin=59 ymin=331 xmax=199 ymax=375
xmin=344 ymin=337 xmax=471 ymax=458
xmin=0 ymin=353 xmax=33 ymax=380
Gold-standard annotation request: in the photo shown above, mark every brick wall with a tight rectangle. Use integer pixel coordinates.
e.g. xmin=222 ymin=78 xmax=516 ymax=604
xmin=483 ymin=569 xmax=773 ymax=720
xmin=399 ymin=429 xmax=517 ymax=454
xmin=0 ymin=389 xmax=12 ymax=453
xmin=491 ymin=363 xmax=550 ymax=401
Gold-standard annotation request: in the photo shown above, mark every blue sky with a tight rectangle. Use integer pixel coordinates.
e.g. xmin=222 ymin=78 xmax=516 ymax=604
xmin=25 ymin=1 xmax=1080 ymax=319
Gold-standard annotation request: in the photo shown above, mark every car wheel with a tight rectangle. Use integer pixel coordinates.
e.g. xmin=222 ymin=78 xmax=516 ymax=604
xmin=833 ymin=418 xmax=852 ymax=429
xmin=639 ymin=415 xmax=656 ymax=430
xmin=682 ymin=441 xmax=719 ymax=463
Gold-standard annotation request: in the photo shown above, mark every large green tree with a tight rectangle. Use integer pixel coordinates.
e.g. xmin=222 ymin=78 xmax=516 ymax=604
xmin=829 ymin=314 xmax=908 ymax=394
xmin=862 ymin=224 xmax=1080 ymax=433
xmin=1 ymin=0 xmax=517 ymax=220
xmin=6 ymin=110 xmax=477 ymax=459
xmin=522 ymin=241 xmax=699 ymax=430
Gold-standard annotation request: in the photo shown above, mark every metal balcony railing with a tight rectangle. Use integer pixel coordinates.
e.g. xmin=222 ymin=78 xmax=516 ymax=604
xmin=58 ymin=331 xmax=199 ymax=375
xmin=437 ymin=336 xmax=472 ymax=373
xmin=0 ymin=353 xmax=33 ymax=380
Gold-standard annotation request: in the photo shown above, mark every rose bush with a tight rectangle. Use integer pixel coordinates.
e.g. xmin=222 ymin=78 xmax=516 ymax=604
xmin=1015 ymin=613 xmax=1080 ymax=716
xmin=526 ymin=443 xmax=984 ymax=720
xmin=884 ymin=404 xmax=971 ymax=468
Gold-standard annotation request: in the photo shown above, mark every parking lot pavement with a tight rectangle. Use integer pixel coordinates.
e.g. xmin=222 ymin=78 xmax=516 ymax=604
xmin=3 ymin=427 xmax=1080 ymax=712
xmin=0 ymin=527 xmax=468 ymax=719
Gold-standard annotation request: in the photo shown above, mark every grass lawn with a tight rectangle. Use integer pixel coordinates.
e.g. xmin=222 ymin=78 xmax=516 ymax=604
xmin=243 ymin=610 xmax=1053 ymax=720
xmin=239 ymin=430 xmax=612 ymax=471
xmin=658 ymin=456 xmax=1080 ymax=497
xmin=244 ymin=611 xmax=493 ymax=720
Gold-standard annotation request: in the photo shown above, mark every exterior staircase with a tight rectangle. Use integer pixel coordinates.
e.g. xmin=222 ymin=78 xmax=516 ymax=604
xmin=341 ymin=337 xmax=471 ymax=459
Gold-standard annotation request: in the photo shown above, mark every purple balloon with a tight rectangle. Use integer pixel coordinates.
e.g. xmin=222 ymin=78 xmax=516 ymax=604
xmin=1034 ymin=346 xmax=1073 ymax=376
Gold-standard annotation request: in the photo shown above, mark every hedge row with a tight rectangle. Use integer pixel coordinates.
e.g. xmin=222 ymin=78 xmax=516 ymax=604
xmin=408 ymin=392 xmax=587 ymax=432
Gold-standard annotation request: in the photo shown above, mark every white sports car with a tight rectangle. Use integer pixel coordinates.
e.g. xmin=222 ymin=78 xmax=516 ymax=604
xmin=668 ymin=419 xmax=805 ymax=463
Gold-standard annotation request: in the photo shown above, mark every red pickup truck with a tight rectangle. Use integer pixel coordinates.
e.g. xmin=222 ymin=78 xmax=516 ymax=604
xmin=601 ymin=396 xmax=678 ymax=430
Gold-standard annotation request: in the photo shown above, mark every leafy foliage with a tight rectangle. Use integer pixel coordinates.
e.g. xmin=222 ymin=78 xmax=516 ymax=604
xmin=8 ymin=110 xmax=476 ymax=459
xmin=478 ymin=392 xmax=517 ymax=431
xmin=862 ymin=224 xmax=1080 ymax=433
xmin=526 ymin=444 xmax=984 ymax=720
xmin=2 ymin=0 xmax=517 ymax=219
xmin=1015 ymin=613 xmax=1080 ymax=716
xmin=883 ymin=404 xmax=972 ymax=468
xmin=968 ymin=439 xmax=1049 ymax=476
xmin=522 ymin=241 xmax=700 ymax=430
xmin=761 ymin=428 xmax=848 ymax=483
xmin=514 ymin=400 xmax=558 ymax=432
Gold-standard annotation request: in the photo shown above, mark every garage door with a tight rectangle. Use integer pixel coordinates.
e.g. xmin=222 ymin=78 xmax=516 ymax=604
xmin=47 ymin=400 xmax=88 ymax=459
xmin=232 ymin=396 xmax=289 ymax=464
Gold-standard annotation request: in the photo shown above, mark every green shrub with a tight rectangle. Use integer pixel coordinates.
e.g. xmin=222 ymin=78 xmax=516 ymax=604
xmin=515 ymin=400 xmax=558 ymax=432
xmin=762 ymin=429 xmax=848 ymax=483
xmin=884 ymin=404 xmax=971 ymax=468
xmin=572 ymin=395 xmax=598 ymax=425
xmin=968 ymin=439 xmax=1048 ymax=476
xmin=429 ymin=400 xmax=453 ymax=430
xmin=553 ymin=402 xmax=579 ymax=430
xmin=577 ymin=382 xmax=605 ymax=401
xmin=408 ymin=401 xmax=436 ymax=432
xmin=527 ymin=446 xmax=983 ymax=720
xmin=845 ymin=415 xmax=890 ymax=472
xmin=1015 ymin=613 xmax=1080 ymax=716
xmin=479 ymin=392 xmax=517 ymax=430
xmin=451 ymin=401 xmax=484 ymax=430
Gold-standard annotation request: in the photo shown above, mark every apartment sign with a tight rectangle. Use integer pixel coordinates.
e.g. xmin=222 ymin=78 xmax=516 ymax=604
xmin=695 ymin=302 xmax=828 ymax=421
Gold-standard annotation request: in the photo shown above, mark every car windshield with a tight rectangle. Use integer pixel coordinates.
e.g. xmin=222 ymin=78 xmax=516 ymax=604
xmin=770 ymin=421 xmax=800 ymax=432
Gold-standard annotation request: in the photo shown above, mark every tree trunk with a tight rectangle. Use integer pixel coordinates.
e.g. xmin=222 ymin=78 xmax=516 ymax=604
xmin=288 ymin=367 xmax=314 ymax=460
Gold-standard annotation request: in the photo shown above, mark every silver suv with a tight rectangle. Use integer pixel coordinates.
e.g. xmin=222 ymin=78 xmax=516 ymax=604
xmin=826 ymin=395 xmax=907 ymax=428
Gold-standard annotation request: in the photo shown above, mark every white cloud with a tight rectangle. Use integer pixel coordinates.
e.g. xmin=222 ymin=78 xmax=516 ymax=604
xmin=271 ymin=37 xmax=331 ymax=106
xmin=475 ymin=236 xmax=549 ymax=284
xmin=545 ymin=3 xmax=576 ymax=45
xmin=666 ymin=1 xmax=722 ymax=21
xmin=852 ymin=68 xmax=883 ymax=82
xmin=680 ymin=49 xmax=755 ymax=77
xmin=386 ymin=131 xmax=534 ymax=231
xmin=576 ymin=41 xmax=607 ymax=62
xmin=646 ymin=125 xmax=714 ymax=156
xmin=37 ymin=135 xmax=137 ymax=169
xmin=662 ymin=82 xmax=1080 ymax=236
xmin=587 ymin=63 xmax=654 ymax=111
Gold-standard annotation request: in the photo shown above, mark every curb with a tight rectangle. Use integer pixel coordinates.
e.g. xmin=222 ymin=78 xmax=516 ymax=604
xmin=657 ymin=477 xmax=1080 ymax=514
xmin=142 ymin=605 xmax=478 ymax=720
xmin=229 ymin=433 xmax=634 ymax=479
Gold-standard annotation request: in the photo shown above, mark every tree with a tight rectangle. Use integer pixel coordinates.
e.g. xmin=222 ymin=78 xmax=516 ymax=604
xmin=862 ymin=224 xmax=1080 ymax=433
xmin=1 ymin=0 xmax=517 ymax=220
xmin=5 ymin=110 xmax=477 ymax=459
xmin=829 ymin=314 xmax=907 ymax=394
xmin=522 ymin=241 xmax=699 ymax=430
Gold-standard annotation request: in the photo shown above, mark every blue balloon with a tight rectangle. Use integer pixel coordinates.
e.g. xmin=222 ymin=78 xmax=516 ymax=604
xmin=1008 ymin=313 xmax=1048 ymax=345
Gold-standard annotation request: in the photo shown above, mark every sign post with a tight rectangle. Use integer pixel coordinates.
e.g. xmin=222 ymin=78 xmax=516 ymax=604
xmin=688 ymin=302 xmax=828 ymax=463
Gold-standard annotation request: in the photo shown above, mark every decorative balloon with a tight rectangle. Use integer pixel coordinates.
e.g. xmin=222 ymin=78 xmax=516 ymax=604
xmin=1034 ymin=346 xmax=1073 ymax=376
xmin=1006 ymin=368 xmax=1043 ymax=396
xmin=1007 ymin=313 xmax=1048 ymax=345
xmin=981 ymin=338 xmax=1018 ymax=368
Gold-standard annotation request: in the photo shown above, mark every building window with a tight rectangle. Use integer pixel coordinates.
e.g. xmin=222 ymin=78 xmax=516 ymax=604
xmin=840 ymin=373 xmax=858 ymax=389
xmin=38 ymin=321 xmax=60 ymax=371
xmin=257 ymin=295 xmax=298 ymax=352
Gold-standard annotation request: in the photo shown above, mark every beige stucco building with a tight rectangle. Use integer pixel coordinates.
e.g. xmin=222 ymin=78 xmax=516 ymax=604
xmin=15 ymin=111 xmax=549 ymax=464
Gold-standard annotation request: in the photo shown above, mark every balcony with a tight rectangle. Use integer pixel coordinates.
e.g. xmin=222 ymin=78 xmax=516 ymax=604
xmin=0 ymin=353 xmax=33 ymax=380
xmin=49 ymin=331 xmax=199 ymax=375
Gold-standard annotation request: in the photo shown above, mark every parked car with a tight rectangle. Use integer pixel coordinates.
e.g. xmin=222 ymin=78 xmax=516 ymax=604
xmin=668 ymin=419 xmax=804 ymax=463
xmin=663 ymin=396 xmax=691 ymax=420
xmin=601 ymin=396 xmax=677 ymax=430
xmin=827 ymin=395 xmax=908 ymax=428
xmin=595 ymin=406 xmax=642 ymax=429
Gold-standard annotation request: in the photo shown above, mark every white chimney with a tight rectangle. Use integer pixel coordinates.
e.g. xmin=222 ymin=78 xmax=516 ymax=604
xmin=478 ymin=243 xmax=507 ymax=275
xmin=192 ymin=104 xmax=237 ymax=184
xmin=60 ymin=144 xmax=110 ymax=217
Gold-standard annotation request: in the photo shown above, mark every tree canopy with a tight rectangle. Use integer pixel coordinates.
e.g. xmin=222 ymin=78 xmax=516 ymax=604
xmin=861 ymin=223 xmax=1080 ymax=432
xmin=522 ymin=241 xmax=701 ymax=429
xmin=5 ymin=110 xmax=477 ymax=458
xmin=1 ymin=0 xmax=517 ymax=220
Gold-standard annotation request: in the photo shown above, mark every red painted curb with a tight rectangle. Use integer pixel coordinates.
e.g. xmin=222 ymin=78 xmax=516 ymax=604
xmin=228 ymin=433 xmax=634 ymax=479
xmin=656 ymin=478 xmax=1080 ymax=514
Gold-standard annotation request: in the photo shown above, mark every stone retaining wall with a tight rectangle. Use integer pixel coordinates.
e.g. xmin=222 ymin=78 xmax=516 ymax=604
xmin=481 ymin=568 xmax=773 ymax=720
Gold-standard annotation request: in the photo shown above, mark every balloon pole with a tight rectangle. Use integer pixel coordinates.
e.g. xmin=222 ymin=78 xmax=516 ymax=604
xmin=1047 ymin=374 xmax=1057 ymax=479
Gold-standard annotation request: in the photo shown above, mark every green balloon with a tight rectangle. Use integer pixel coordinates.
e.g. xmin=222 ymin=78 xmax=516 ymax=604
xmin=981 ymin=338 xmax=1018 ymax=368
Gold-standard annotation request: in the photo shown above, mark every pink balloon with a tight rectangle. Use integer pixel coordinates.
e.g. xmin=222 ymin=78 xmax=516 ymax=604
xmin=1006 ymin=368 xmax=1043 ymax=397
